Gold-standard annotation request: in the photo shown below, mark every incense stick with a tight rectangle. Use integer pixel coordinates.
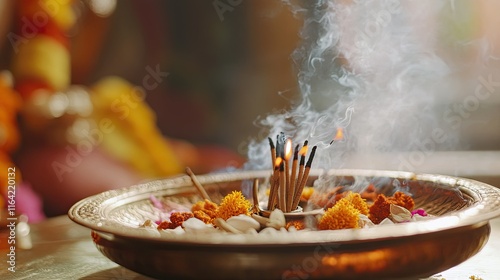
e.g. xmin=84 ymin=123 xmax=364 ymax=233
xmin=285 ymin=162 xmax=290 ymax=212
xmin=268 ymin=137 xmax=276 ymax=170
xmin=295 ymin=140 xmax=308 ymax=194
xmin=292 ymin=146 xmax=317 ymax=210
xmin=284 ymin=139 xmax=292 ymax=212
xmin=267 ymin=159 xmax=280 ymax=210
xmin=302 ymin=146 xmax=317 ymax=186
xmin=287 ymin=144 xmax=299 ymax=212
xmin=278 ymin=159 xmax=286 ymax=211
xmin=252 ymin=178 xmax=260 ymax=213
xmin=186 ymin=167 xmax=211 ymax=202
xmin=267 ymin=137 xmax=278 ymax=210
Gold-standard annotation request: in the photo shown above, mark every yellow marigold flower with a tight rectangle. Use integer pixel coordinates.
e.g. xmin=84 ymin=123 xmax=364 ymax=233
xmin=344 ymin=192 xmax=369 ymax=215
xmin=216 ymin=191 xmax=252 ymax=220
xmin=318 ymin=198 xmax=360 ymax=230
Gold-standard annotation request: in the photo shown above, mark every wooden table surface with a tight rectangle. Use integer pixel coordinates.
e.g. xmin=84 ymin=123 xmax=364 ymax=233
xmin=0 ymin=215 xmax=499 ymax=279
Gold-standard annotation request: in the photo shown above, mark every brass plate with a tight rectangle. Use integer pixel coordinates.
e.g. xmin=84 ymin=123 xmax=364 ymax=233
xmin=68 ymin=169 xmax=500 ymax=279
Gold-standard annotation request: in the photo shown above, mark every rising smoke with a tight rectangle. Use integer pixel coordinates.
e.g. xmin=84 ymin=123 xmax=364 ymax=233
xmin=246 ymin=0 xmax=468 ymax=171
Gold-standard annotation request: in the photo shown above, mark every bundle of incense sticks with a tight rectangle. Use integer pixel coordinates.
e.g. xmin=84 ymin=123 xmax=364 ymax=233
xmin=266 ymin=135 xmax=317 ymax=212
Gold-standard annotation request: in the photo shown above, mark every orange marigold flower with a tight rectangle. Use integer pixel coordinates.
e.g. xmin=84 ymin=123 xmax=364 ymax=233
xmin=318 ymin=198 xmax=360 ymax=230
xmin=286 ymin=220 xmax=306 ymax=230
xmin=216 ymin=191 xmax=252 ymax=220
xmin=368 ymin=192 xmax=415 ymax=224
xmin=368 ymin=194 xmax=391 ymax=224
xmin=193 ymin=210 xmax=212 ymax=224
xmin=388 ymin=192 xmax=414 ymax=211
xmin=192 ymin=199 xmax=218 ymax=223
xmin=344 ymin=192 xmax=369 ymax=215
xmin=192 ymin=199 xmax=217 ymax=212
xmin=157 ymin=220 xmax=172 ymax=230
xmin=158 ymin=212 xmax=194 ymax=229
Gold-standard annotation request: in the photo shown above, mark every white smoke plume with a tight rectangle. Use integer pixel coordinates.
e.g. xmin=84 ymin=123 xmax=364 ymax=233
xmin=246 ymin=0 xmax=463 ymax=171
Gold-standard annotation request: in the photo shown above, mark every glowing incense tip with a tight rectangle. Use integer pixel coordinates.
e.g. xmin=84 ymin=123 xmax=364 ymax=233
xmin=299 ymin=141 xmax=308 ymax=166
xmin=330 ymin=128 xmax=344 ymax=144
xmin=334 ymin=128 xmax=344 ymax=140
xmin=299 ymin=144 xmax=308 ymax=157
xmin=275 ymin=157 xmax=283 ymax=168
xmin=284 ymin=139 xmax=293 ymax=160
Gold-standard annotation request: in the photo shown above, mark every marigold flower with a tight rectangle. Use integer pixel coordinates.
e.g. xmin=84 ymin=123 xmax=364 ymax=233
xmin=157 ymin=211 xmax=194 ymax=229
xmin=344 ymin=191 xmax=369 ymax=215
xmin=388 ymin=191 xmax=415 ymax=211
xmin=216 ymin=191 xmax=252 ymax=220
xmin=318 ymin=198 xmax=360 ymax=230
xmin=286 ymin=220 xmax=306 ymax=230
xmin=368 ymin=194 xmax=391 ymax=224
xmin=369 ymin=192 xmax=415 ymax=224
xmin=193 ymin=210 xmax=213 ymax=224
xmin=192 ymin=199 xmax=218 ymax=224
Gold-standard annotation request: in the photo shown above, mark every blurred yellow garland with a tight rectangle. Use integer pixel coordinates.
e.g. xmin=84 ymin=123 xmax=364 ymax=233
xmin=10 ymin=0 xmax=183 ymax=182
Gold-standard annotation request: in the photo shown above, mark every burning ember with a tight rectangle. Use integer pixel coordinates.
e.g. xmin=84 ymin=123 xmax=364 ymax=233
xmin=329 ymin=128 xmax=344 ymax=145
xmin=334 ymin=127 xmax=344 ymax=141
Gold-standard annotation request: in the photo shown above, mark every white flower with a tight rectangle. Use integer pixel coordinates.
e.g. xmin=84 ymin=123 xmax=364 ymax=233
xmin=182 ymin=218 xmax=216 ymax=233
xmin=266 ymin=209 xmax=286 ymax=229
xmin=390 ymin=204 xmax=412 ymax=223
xmin=226 ymin=214 xmax=261 ymax=232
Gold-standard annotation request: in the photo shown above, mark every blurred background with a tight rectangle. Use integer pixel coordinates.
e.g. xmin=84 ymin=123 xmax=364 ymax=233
xmin=0 ymin=0 xmax=302 ymax=151
xmin=0 ymin=0 xmax=304 ymax=217
xmin=0 ymin=0 xmax=499 ymax=219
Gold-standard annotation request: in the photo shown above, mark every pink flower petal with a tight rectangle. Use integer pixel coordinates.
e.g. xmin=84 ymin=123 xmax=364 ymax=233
xmin=411 ymin=208 xmax=427 ymax=217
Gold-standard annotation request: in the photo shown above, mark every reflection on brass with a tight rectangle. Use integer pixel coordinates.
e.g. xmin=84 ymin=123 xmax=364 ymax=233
xmin=69 ymin=169 xmax=500 ymax=279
